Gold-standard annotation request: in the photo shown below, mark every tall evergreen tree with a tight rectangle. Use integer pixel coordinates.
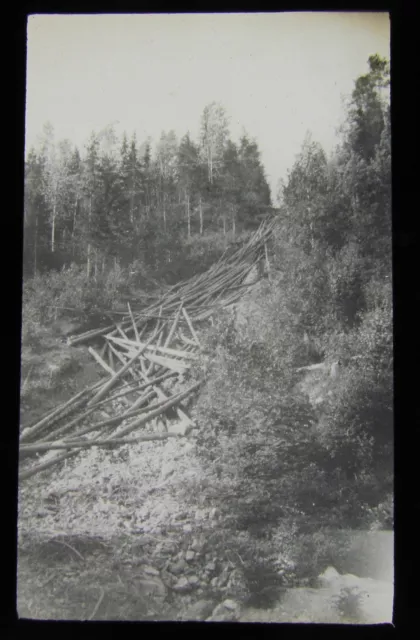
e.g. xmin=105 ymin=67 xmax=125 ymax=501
xmin=237 ymin=133 xmax=271 ymax=225
xmin=81 ymin=132 xmax=101 ymax=277
xmin=177 ymin=133 xmax=201 ymax=236
xmin=23 ymin=148 xmax=48 ymax=275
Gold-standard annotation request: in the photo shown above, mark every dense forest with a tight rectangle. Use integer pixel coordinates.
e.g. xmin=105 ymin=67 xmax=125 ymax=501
xmin=23 ymin=101 xmax=271 ymax=283
xmin=21 ymin=54 xmax=392 ymax=602
xmin=189 ymin=54 xmax=392 ymax=585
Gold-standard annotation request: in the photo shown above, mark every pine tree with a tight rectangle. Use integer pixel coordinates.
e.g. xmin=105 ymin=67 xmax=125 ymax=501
xmin=346 ymin=54 xmax=390 ymax=163
xmin=220 ymin=140 xmax=241 ymax=236
xmin=177 ymin=133 xmax=201 ymax=236
xmin=238 ymin=133 xmax=271 ymax=225
xmin=81 ymin=132 xmax=101 ymax=277
xmin=24 ymin=148 xmax=48 ymax=275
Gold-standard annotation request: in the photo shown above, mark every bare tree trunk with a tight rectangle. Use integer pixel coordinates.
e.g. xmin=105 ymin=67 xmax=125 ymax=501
xmin=72 ymin=197 xmax=78 ymax=256
xmin=102 ymin=256 xmax=105 ymax=274
xmin=87 ymin=245 xmax=91 ymax=278
xmin=199 ymin=196 xmax=203 ymax=235
xmin=130 ymin=186 xmax=134 ymax=224
xmin=51 ymin=200 xmax=56 ymax=253
xmin=232 ymin=215 xmax=236 ymax=240
xmin=87 ymin=196 xmax=92 ymax=278
xmin=94 ymin=249 xmax=98 ymax=282
xmin=186 ymin=192 xmax=191 ymax=238
xmin=163 ymin=195 xmax=167 ymax=232
xmin=33 ymin=213 xmax=38 ymax=276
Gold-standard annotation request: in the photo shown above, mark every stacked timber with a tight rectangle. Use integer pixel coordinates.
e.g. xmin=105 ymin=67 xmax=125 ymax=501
xmin=19 ymin=218 xmax=276 ymax=482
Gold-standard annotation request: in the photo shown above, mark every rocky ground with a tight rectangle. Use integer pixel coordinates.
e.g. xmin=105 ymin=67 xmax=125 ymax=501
xmin=17 ymin=312 xmax=394 ymax=624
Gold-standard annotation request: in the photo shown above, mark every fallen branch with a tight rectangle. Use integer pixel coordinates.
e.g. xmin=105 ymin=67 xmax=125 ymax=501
xmin=127 ymin=302 xmax=140 ymax=343
xmin=36 ymin=383 xmax=194 ymax=443
xmin=87 ymin=322 xmax=167 ymax=407
xmin=141 ymin=351 xmax=189 ymax=374
xmin=20 ymin=431 xmax=181 ymax=452
xmin=88 ymin=346 xmax=117 ymax=376
xmin=107 ymin=336 xmax=198 ymax=360
xmin=20 ymin=379 xmax=104 ymax=443
xmin=104 ymin=379 xmax=201 ymax=440
xmin=88 ymin=588 xmax=105 ymax=621
xmin=181 ymin=307 xmax=201 ymax=347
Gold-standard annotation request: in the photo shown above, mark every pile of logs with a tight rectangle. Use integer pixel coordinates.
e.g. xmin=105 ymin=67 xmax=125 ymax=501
xmin=19 ymin=218 xmax=276 ymax=482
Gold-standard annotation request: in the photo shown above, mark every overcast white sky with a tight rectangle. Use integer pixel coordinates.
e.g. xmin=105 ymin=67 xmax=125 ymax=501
xmin=25 ymin=12 xmax=390 ymax=197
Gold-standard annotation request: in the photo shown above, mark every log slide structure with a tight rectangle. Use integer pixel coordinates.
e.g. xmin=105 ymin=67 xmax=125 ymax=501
xmin=19 ymin=218 xmax=276 ymax=482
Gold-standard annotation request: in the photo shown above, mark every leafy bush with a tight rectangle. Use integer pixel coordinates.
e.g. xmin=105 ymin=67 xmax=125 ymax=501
xmin=22 ymin=262 xmax=132 ymax=332
xmin=333 ymin=586 xmax=367 ymax=621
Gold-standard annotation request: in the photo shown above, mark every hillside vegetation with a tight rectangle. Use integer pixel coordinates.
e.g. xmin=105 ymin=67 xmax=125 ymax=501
xmin=20 ymin=55 xmax=392 ymax=609
xmin=186 ymin=54 xmax=392 ymax=598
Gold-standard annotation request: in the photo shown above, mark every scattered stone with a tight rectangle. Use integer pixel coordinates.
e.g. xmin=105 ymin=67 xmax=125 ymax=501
xmin=217 ymin=566 xmax=230 ymax=587
xmin=160 ymin=569 xmax=176 ymax=588
xmin=190 ymin=538 xmax=204 ymax=552
xmin=182 ymin=599 xmax=216 ymax=621
xmin=175 ymin=511 xmax=188 ymax=521
xmin=186 ymin=550 xmax=195 ymax=562
xmin=188 ymin=575 xmax=200 ymax=587
xmin=170 ymin=558 xmax=187 ymax=575
xmin=207 ymin=601 xmax=240 ymax=622
xmin=222 ymin=599 xmax=239 ymax=611
xmin=173 ymin=576 xmax=196 ymax=593
xmin=35 ymin=509 xmax=50 ymax=518
xmin=205 ymin=561 xmax=216 ymax=572
xmin=183 ymin=524 xmax=193 ymax=534
xmin=209 ymin=508 xmax=219 ymax=520
xmin=137 ymin=577 xmax=167 ymax=599
xmin=211 ymin=577 xmax=219 ymax=588
xmin=142 ymin=565 xmax=160 ymax=576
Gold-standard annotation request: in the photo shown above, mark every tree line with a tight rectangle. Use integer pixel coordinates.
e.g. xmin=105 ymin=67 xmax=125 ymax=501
xmin=194 ymin=54 xmax=392 ymax=559
xmin=23 ymin=102 xmax=271 ymax=279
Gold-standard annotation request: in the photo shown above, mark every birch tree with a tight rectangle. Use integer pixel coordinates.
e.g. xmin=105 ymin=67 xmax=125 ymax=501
xmin=199 ymin=102 xmax=229 ymax=185
xmin=154 ymin=130 xmax=178 ymax=231
xmin=38 ymin=123 xmax=72 ymax=255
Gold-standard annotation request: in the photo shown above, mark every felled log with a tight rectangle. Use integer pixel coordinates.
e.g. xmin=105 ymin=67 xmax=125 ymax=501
xmin=20 ymin=431 xmax=181 ymax=453
xmin=20 ymin=379 xmax=105 ymax=443
xmin=102 ymin=379 xmax=202 ymax=441
xmin=181 ymin=307 xmax=201 ymax=347
xmin=88 ymin=322 xmax=167 ymax=407
xmin=106 ymin=336 xmax=198 ymax=360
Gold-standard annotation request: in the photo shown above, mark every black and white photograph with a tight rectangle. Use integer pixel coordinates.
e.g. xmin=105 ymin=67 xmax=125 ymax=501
xmin=18 ymin=12 xmax=393 ymax=623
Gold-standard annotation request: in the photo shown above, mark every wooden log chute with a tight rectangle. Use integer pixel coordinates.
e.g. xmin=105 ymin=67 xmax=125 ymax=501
xmin=19 ymin=218 xmax=276 ymax=481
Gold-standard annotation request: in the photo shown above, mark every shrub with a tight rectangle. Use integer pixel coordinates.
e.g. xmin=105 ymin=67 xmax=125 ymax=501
xmin=333 ymin=586 xmax=367 ymax=621
xmin=22 ymin=262 xmax=132 ymax=330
